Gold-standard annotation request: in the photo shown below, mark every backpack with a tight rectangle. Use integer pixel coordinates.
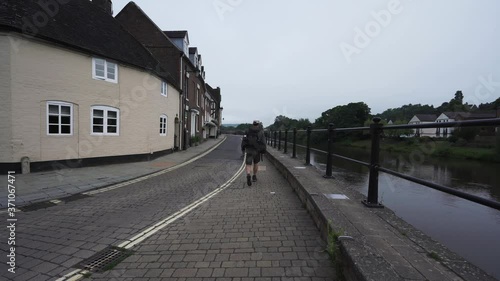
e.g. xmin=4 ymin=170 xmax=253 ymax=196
xmin=243 ymin=128 xmax=266 ymax=152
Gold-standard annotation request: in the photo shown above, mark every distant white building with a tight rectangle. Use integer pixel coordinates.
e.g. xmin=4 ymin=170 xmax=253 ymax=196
xmin=408 ymin=114 xmax=437 ymax=137
xmin=436 ymin=111 xmax=498 ymax=137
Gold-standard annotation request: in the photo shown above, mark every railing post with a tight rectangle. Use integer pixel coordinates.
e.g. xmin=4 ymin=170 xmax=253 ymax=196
xmin=278 ymin=130 xmax=281 ymax=151
xmin=292 ymin=128 xmax=297 ymax=158
xmin=324 ymin=123 xmax=334 ymax=178
xmin=273 ymin=131 xmax=277 ymax=148
xmin=363 ymin=117 xmax=384 ymax=208
xmin=305 ymin=125 xmax=311 ymax=165
xmin=284 ymin=129 xmax=288 ymax=154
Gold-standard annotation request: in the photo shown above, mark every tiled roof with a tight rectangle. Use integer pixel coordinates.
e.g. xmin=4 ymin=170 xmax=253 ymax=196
xmin=164 ymin=30 xmax=188 ymax=38
xmin=0 ymin=0 xmax=175 ymax=83
xmin=207 ymin=84 xmax=221 ymax=104
xmin=461 ymin=111 xmax=496 ymax=119
xmin=414 ymin=114 xmax=437 ymax=122
xmin=442 ymin=111 xmax=496 ymax=120
xmin=441 ymin=112 xmax=464 ymax=119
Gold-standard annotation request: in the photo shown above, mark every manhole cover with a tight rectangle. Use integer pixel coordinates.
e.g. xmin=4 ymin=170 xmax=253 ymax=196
xmin=77 ymin=246 xmax=133 ymax=273
xmin=19 ymin=201 xmax=57 ymax=212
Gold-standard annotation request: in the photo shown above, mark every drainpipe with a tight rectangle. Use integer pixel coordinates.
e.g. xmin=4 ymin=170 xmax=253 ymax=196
xmin=179 ymin=54 xmax=185 ymax=150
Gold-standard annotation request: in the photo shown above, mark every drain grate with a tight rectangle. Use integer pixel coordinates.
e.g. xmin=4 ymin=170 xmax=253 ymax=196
xmin=77 ymin=246 xmax=133 ymax=273
xmin=19 ymin=201 xmax=57 ymax=212
xmin=61 ymin=193 xmax=91 ymax=202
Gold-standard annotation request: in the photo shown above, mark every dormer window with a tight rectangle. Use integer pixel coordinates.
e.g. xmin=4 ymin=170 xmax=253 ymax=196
xmin=161 ymin=81 xmax=168 ymax=97
xmin=184 ymin=38 xmax=189 ymax=55
xmin=92 ymin=58 xmax=118 ymax=83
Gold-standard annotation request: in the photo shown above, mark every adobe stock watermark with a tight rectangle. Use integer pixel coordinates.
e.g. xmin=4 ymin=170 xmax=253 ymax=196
xmin=464 ymin=74 xmax=500 ymax=106
xmin=213 ymin=0 xmax=244 ymax=21
xmin=382 ymin=73 xmax=500 ymax=195
xmin=339 ymin=0 xmax=410 ymax=64
xmin=6 ymin=171 xmax=17 ymax=274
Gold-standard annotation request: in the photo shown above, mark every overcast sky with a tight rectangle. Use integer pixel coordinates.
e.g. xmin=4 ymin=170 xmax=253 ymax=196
xmin=113 ymin=0 xmax=500 ymax=126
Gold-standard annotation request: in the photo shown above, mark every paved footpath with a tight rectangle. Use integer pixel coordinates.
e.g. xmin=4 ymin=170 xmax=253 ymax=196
xmin=89 ymin=159 xmax=336 ymax=281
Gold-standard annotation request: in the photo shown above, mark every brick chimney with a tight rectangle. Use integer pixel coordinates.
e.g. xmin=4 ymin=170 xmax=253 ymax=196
xmin=91 ymin=0 xmax=113 ymax=15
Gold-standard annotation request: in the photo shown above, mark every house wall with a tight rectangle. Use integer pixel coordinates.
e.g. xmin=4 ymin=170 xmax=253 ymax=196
xmin=436 ymin=114 xmax=455 ymax=137
xmin=186 ymin=69 xmax=202 ymax=138
xmin=408 ymin=117 xmax=436 ymax=137
xmin=418 ymin=126 xmax=436 ymax=137
xmin=4 ymin=34 xmax=179 ymax=164
xmin=0 ymin=35 xmax=13 ymax=162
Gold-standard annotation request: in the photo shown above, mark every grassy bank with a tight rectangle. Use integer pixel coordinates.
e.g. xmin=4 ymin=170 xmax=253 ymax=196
xmin=336 ymin=139 xmax=500 ymax=163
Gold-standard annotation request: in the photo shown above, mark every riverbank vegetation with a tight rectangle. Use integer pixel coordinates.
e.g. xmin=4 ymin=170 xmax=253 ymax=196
xmin=335 ymin=137 xmax=500 ymax=163
xmin=263 ymin=93 xmax=500 ymax=163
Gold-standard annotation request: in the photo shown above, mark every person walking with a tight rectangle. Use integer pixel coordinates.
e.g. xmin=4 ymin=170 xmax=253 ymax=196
xmin=241 ymin=120 xmax=266 ymax=186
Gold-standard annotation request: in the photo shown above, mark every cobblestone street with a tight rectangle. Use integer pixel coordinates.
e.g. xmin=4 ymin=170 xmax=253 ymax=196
xmin=1 ymin=136 xmax=335 ymax=280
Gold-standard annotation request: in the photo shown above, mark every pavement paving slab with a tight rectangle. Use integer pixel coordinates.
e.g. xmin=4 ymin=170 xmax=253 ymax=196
xmin=89 ymin=158 xmax=337 ymax=280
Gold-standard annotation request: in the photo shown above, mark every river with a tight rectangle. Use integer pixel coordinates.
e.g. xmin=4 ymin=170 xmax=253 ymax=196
xmin=284 ymin=142 xmax=500 ymax=279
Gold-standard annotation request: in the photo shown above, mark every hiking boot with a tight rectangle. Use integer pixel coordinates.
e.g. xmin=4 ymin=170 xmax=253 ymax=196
xmin=252 ymin=175 xmax=257 ymax=182
xmin=247 ymin=175 xmax=252 ymax=186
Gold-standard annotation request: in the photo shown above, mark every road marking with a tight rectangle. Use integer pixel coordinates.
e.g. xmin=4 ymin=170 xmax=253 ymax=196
xmin=56 ymin=269 xmax=81 ymax=281
xmin=56 ymin=151 xmax=245 ymax=281
xmin=83 ymin=137 xmax=227 ymax=196
xmin=118 ymin=157 xmax=246 ymax=249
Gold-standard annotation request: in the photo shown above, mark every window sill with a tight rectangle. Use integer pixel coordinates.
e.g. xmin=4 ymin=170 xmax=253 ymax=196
xmin=92 ymin=77 xmax=118 ymax=84
xmin=90 ymin=133 xmax=120 ymax=136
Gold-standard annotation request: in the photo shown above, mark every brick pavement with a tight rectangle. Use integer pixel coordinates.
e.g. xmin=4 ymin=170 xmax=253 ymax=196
xmin=89 ymin=158 xmax=336 ymax=280
xmin=0 ymin=136 xmax=243 ymax=280
xmin=0 ymin=137 xmax=226 ymax=209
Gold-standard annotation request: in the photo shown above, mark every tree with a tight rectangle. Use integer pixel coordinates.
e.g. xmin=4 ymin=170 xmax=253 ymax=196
xmin=478 ymin=97 xmax=500 ymax=111
xmin=314 ymin=102 xmax=371 ymax=129
xmin=235 ymin=123 xmax=252 ymax=131
xmin=448 ymin=90 xmax=470 ymax=112
xmin=267 ymin=115 xmax=312 ymax=131
xmin=437 ymin=90 xmax=471 ymax=112
xmin=378 ymin=103 xmax=437 ymax=123
xmin=382 ymin=120 xmax=413 ymax=138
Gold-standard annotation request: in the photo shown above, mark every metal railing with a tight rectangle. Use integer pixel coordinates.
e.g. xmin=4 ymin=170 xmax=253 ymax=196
xmin=267 ymin=117 xmax=500 ymax=211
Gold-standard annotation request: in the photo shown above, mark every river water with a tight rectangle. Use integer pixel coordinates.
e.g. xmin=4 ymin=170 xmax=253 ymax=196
xmin=284 ymin=142 xmax=500 ymax=279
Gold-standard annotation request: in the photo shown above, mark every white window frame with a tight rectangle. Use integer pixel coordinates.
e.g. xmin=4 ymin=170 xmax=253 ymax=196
xmin=196 ymin=86 xmax=199 ymax=106
xmin=161 ymin=81 xmax=168 ymax=97
xmin=183 ymin=38 xmax=188 ymax=55
xmin=195 ymin=114 xmax=199 ymax=132
xmin=92 ymin=58 xmax=118 ymax=83
xmin=91 ymin=106 xmax=120 ymax=135
xmin=47 ymin=101 xmax=73 ymax=136
xmin=160 ymin=115 xmax=167 ymax=136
